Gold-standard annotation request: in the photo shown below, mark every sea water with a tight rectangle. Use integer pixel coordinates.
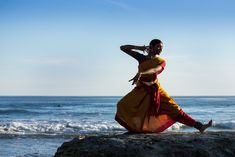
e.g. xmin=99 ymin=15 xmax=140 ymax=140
xmin=0 ymin=96 xmax=234 ymax=157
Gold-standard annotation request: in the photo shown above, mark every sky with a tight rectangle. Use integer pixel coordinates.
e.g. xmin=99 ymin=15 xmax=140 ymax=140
xmin=0 ymin=0 xmax=235 ymax=96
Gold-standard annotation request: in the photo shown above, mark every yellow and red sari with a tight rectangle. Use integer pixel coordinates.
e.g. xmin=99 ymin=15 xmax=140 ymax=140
xmin=115 ymin=56 xmax=181 ymax=133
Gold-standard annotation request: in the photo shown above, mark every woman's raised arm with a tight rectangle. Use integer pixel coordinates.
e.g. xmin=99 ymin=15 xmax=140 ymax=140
xmin=120 ymin=45 xmax=147 ymax=61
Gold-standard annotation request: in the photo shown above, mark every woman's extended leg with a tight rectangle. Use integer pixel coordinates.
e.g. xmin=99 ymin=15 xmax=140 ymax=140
xmin=176 ymin=110 xmax=212 ymax=133
xmin=158 ymin=84 xmax=212 ymax=133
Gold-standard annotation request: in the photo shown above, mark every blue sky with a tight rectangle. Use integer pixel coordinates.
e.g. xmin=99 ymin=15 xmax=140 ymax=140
xmin=0 ymin=0 xmax=235 ymax=96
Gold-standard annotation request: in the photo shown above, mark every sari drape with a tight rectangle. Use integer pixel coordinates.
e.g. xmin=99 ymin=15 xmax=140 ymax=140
xmin=115 ymin=56 xmax=181 ymax=133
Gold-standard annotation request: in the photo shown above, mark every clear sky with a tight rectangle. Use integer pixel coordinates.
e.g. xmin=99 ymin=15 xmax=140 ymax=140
xmin=0 ymin=0 xmax=235 ymax=96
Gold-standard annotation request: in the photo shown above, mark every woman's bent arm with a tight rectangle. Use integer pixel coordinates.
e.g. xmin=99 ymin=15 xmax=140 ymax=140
xmin=140 ymin=62 xmax=166 ymax=75
xmin=120 ymin=45 xmax=147 ymax=61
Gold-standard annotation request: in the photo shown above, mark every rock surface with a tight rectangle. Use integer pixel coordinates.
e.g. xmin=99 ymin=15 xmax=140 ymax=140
xmin=54 ymin=131 xmax=235 ymax=157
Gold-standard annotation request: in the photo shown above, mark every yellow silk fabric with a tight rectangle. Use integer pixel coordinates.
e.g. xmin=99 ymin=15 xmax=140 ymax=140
xmin=115 ymin=56 xmax=181 ymax=132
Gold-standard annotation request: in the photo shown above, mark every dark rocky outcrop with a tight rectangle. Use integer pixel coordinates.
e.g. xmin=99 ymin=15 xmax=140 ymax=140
xmin=54 ymin=132 xmax=235 ymax=157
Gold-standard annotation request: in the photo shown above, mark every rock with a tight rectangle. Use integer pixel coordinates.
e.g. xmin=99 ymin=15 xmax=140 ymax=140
xmin=54 ymin=132 xmax=235 ymax=157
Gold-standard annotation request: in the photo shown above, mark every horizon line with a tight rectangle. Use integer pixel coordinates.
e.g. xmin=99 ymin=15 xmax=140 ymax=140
xmin=0 ymin=95 xmax=234 ymax=97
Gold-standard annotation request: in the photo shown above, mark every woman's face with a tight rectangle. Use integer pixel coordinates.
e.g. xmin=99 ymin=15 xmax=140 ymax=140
xmin=149 ymin=43 xmax=163 ymax=56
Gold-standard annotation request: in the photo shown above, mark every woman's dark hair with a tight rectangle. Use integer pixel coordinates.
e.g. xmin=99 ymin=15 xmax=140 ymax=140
xmin=149 ymin=39 xmax=162 ymax=47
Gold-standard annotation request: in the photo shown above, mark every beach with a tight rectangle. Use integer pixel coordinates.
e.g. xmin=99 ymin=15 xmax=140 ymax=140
xmin=0 ymin=96 xmax=234 ymax=157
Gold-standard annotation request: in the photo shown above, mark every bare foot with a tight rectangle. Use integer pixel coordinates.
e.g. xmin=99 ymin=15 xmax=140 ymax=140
xmin=199 ymin=120 xmax=213 ymax=133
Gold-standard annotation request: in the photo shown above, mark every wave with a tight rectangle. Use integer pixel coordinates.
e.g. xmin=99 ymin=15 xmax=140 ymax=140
xmin=168 ymin=121 xmax=235 ymax=131
xmin=0 ymin=109 xmax=113 ymax=118
xmin=0 ymin=109 xmax=51 ymax=115
xmin=0 ymin=109 xmax=39 ymax=115
xmin=1 ymin=119 xmax=234 ymax=137
xmin=0 ymin=120 xmax=125 ymax=136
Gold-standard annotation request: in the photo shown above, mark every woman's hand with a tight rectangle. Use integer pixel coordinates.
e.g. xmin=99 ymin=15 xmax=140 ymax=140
xmin=144 ymin=46 xmax=150 ymax=53
xmin=138 ymin=45 xmax=149 ymax=53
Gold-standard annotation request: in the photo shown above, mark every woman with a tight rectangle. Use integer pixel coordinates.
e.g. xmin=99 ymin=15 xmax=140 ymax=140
xmin=115 ymin=39 xmax=212 ymax=133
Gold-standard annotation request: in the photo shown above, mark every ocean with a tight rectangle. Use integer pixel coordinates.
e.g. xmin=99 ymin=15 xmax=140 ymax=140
xmin=0 ymin=96 xmax=234 ymax=157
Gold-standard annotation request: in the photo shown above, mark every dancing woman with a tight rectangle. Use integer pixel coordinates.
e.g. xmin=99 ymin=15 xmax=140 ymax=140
xmin=115 ymin=39 xmax=212 ymax=133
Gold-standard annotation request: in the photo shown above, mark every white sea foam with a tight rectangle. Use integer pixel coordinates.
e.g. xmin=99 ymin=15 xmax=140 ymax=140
xmin=166 ymin=123 xmax=185 ymax=131
xmin=0 ymin=120 xmax=125 ymax=135
xmin=1 ymin=119 xmax=234 ymax=136
xmin=167 ymin=121 xmax=235 ymax=132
